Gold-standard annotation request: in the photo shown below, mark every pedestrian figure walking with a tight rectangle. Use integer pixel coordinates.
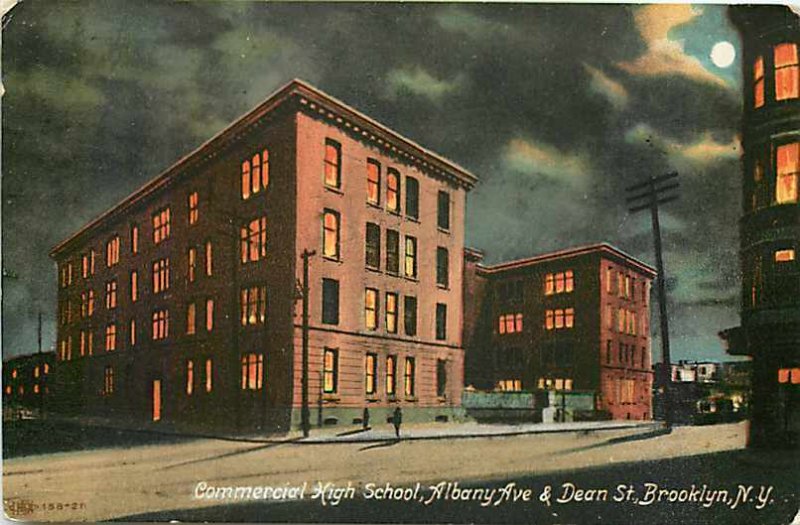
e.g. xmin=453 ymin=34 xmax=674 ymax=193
xmin=392 ymin=406 xmax=402 ymax=438
xmin=362 ymin=407 xmax=370 ymax=430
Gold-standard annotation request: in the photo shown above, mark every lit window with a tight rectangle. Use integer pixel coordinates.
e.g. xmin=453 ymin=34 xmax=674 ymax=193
xmin=404 ymin=357 xmax=415 ymax=397
xmin=152 ymin=258 xmax=170 ymax=294
xmin=386 ymin=355 xmax=397 ymax=396
xmin=129 ymin=319 xmax=136 ymax=347
xmin=405 ymin=236 xmax=417 ymax=278
xmin=241 ymin=149 xmax=269 ymax=200
xmin=776 ymin=142 xmax=799 ymax=204
xmin=386 ymin=292 xmax=398 ymax=334
xmin=618 ymin=308 xmax=625 ymax=333
xmin=778 ymin=368 xmax=800 ymax=384
xmin=323 ymin=348 xmax=338 ymax=394
xmin=322 ymin=279 xmax=339 ymax=325
xmin=106 ymin=236 xmax=120 ymax=267
xmin=131 ymin=225 xmax=139 ymax=254
xmin=365 ymin=353 xmax=377 ymax=395
xmin=754 ymin=55 xmax=765 ymax=108
xmin=152 ymin=208 xmax=171 ymax=244
xmin=79 ymin=332 xmax=86 ymax=357
xmin=130 ymin=270 xmax=138 ymax=302
xmin=366 ymin=223 xmax=381 ymax=269
xmin=188 ymin=248 xmax=197 ymax=282
xmin=188 ymin=192 xmax=199 ymax=225
xmin=206 ymin=299 xmax=214 ymax=332
xmin=386 ymin=230 xmax=400 ymax=274
xmin=498 ymin=313 xmax=524 ymax=334
xmin=82 ymin=253 xmax=89 ymax=279
xmin=436 ymin=303 xmax=447 ymax=341
xmin=105 ymin=324 xmax=116 ymax=351
xmin=436 ymin=247 xmax=449 ymax=288
xmin=240 ymin=285 xmax=266 ymax=326
xmin=186 ymin=302 xmax=196 ymax=335
xmin=205 ymin=241 xmax=213 ymax=276
xmin=90 ymin=250 xmax=96 ymax=274
xmin=387 ymin=168 xmax=400 ymax=212
xmin=86 ymin=331 xmax=93 ymax=356
xmin=775 ymin=249 xmax=796 ymax=262
xmin=498 ymin=379 xmax=522 ymax=392
xmin=775 ymin=43 xmax=799 ymax=101
xmin=81 ymin=292 xmax=88 ymax=318
xmin=606 ymin=267 xmax=613 ymax=293
xmin=103 ymin=366 xmax=114 ymax=396
xmin=367 ymin=159 xmax=381 ymax=205
xmin=105 ymin=280 xmax=117 ymax=309
xmin=405 ymin=176 xmax=419 ymax=220
xmin=545 ymin=271 xmax=574 ymax=295
xmin=240 ymin=353 xmax=264 ymax=390
xmin=152 ymin=309 xmax=169 ymax=340
xmin=545 ymin=308 xmax=574 ymax=330
xmin=323 ymin=210 xmax=340 ymax=259
xmin=437 ymin=191 xmax=450 ymax=230
xmin=324 ymin=139 xmax=341 ymax=188
xmin=186 ymin=360 xmax=194 ymax=395
xmin=240 ymin=217 xmax=268 ymax=263
xmin=365 ymin=288 xmax=379 ymax=330
xmin=205 ymin=359 xmax=213 ymax=392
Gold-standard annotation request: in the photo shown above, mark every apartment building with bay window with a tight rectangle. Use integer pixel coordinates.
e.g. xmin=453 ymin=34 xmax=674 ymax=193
xmin=50 ymin=79 xmax=477 ymax=433
xmin=721 ymin=6 xmax=800 ymax=448
xmin=463 ymin=244 xmax=656 ymax=421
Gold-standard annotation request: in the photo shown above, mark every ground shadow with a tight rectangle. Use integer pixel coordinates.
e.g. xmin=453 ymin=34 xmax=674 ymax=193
xmin=358 ymin=440 xmax=399 ymax=452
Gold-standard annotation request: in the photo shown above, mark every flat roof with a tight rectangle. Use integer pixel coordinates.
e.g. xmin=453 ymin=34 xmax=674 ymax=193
xmin=51 ymin=79 xmax=479 ymax=258
xmin=473 ymin=242 xmax=657 ymax=277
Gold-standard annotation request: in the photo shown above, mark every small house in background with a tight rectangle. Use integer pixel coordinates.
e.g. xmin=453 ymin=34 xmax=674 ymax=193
xmin=3 ymin=351 xmax=55 ymax=417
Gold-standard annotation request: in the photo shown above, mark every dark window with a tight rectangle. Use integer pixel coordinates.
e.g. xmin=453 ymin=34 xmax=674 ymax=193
xmin=437 ymin=359 xmax=447 ymax=397
xmin=404 ymin=296 xmax=417 ymax=336
xmin=322 ymin=278 xmax=340 ymax=325
xmin=366 ymin=223 xmax=380 ymax=269
xmin=437 ymin=191 xmax=450 ymax=230
xmin=436 ymin=303 xmax=447 ymax=341
xmin=436 ymin=247 xmax=449 ymax=287
xmin=386 ymin=230 xmax=400 ymax=274
xmin=406 ymin=176 xmax=419 ymax=220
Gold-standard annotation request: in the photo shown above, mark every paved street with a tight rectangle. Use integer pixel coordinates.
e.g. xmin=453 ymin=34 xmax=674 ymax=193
xmin=5 ymin=420 xmax=796 ymax=523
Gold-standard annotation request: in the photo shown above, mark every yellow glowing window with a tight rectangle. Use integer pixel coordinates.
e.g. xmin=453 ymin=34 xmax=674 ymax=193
xmin=367 ymin=159 xmax=380 ymax=205
xmin=240 ymin=353 xmax=264 ymax=390
xmin=186 ymin=360 xmax=194 ymax=396
xmin=365 ymin=353 xmax=377 ymax=395
xmin=251 ymin=153 xmax=261 ymax=196
xmin=11 ymin=369 xmax=17 ymax=379
xmin=323 ymin=210 xmax=340 ymax=259
xmin=387 ymin=168 xmax=400 ymax=212
xmin=34 ymin=384 xmax=39 ymax=394
xmin=323 ymin=349 xmax=338 ymax=394
xmin=87 ymin=331 xmax=93 ymax=356
xmin=82 ymin=254 xmax=89 ymax=279
xmin=80 ymin=332 xmax=85 ymax=356
xmin=34 ymin=366 xmax=39 ymax=378
xmin=776 ymin=142 xmax=799 ymax=203
xmin=606 ymin=267 xmax=613 ymax=293
xmin=186 ymin=303 xmax=196 ymax=335
xmin=188 ymin=248 xmax=196 ymax=282
xmin=106 ymin=280 xmax=117 ymax=309
xmin=241 ymin=161 xmax=251 ymax=200
xmin=131 ymin=225 xmax=138 ymax=254
xmin=386 ymin=292 xmax=398 ymax=334
xmin=106 ymin=236 xmax=120 ymax=267
xmin=404 ymin=357 xmax=415 ymax=396
xmin=404 ymin=236 xmax=417 ymax=278
xmin=754 ymin=55 xmax=765 ymax=108
xmin=545 ymin=310 xmax=554 ymax=330
xmin=260 ymin=149 xmax=269 ymax=189
xmin=777 ymin=368 xmax=800 ymax=384
xmin=152 ymin=208 xmax=170 ymax=244
xmin=152 ymin=310 xmax=169 ymax=340
xmin=44 ymin=363 xmax=49 ymax=374
xmin=188 ymin=192 xmax=199 ymax=225
xmin=240 ymin=286 xmax=267 ymax=326
xmin=205 ymin=241 xmax=213 ymax=276
xmin=206 ymin=299 xmax=214 ymax=332
xmin=205 ymin=359 xmax=213 ymax=392
xmin=565 ymin=270 xmax=574 ymax=292
xmin=555 ymin=309 xmax=564 ymax=328
xmin=324 ymin=139 xmax=341 ymax=188
xmin=365 ymin=288 xmax=378 ymax=330
xmin=775 ymin=43 xmax=799 ymax=101
xmin=131 ymin=270 xmax=138 ymax=302
xmin=129 ymin=319 xmax=136 ymax=347
xmin=240 ymin=217 xmax=267 ymax=263
xmin=152 ymin=259 xmax=170 ymax=294
xmin=565 ymin=308 xmax=574 ymax=328
xmin=775 ymin=249 xmax=796 ymax=262
xmin=545 ymin=274 xmax=554 ymax=295
xmin=386 ymin=355 xmax=396 ymax=396
xmin=105 ymin=323 xmax=116 ymax=351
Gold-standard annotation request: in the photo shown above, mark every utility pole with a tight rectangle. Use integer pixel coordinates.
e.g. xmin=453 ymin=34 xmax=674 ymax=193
xmin=626 ymin=172 xmax=679 ymax=431
xmin=300 ymin=249 xmax=316 ymax=438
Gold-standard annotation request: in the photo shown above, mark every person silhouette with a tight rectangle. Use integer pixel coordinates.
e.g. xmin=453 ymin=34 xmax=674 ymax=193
xmin=362 ymin=407 xmax=370 ymax=430
xmin=392 ymin=406 xmax=402 ymax=438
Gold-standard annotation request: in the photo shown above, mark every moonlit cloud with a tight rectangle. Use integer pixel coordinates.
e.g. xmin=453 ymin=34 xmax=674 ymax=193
xmin=617 ymin=5 xmax=730 ymax=88
xmin=503 ymin=138 xmax=591 ymax=188
xmin=583 ymin=63 xmax=629 ymax=109
xmin=625 ymin=123 xmax=740 ymax=170
xmin=384 ymin=67 xmax=464 ymax=103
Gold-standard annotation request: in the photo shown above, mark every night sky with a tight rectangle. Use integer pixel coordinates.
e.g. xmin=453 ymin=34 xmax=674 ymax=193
xmin=2 ymin=2 xmax=745 ymax=362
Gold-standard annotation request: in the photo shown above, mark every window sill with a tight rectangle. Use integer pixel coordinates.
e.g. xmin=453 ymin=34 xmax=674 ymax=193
xmin=388 ymin=210 xmax=401 ymax=217
xmin=366 ymin=265 xmax=381 ymax=274
xmin=322 ymin=256 xmax=343 ymax=264
xmin=322 ymin=394 xmax=340 ymax=403
xmin=406 ymin=216 xmax=420 ymax=223
xmin=366 ymin=396 xmax=381 ymax=403
xmin=367 ymin=202 xmax=382 ymax=210
xmin=437 ymin=227 xmax=451 ymax=235
xmin=386 ymin=270 xmax=401 ymax=278
xmin=324 ymin=185 xmax=344 ymax=196
xmin=436 ymin=283 xmax=449 ymax=290
xmin=404 ymin=275 xmax=419 ymax=283
xmin=405 ymin=396 xmax=419 ymax=403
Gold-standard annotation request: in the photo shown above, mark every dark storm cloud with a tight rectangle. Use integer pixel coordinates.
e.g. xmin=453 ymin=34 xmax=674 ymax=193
xmin=2 ymin=2 xmax=743 ymax=361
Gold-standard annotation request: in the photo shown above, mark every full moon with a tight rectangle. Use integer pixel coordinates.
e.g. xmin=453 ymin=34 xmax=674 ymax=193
xmin=711 ymin=41 xmax=736 ymax=68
